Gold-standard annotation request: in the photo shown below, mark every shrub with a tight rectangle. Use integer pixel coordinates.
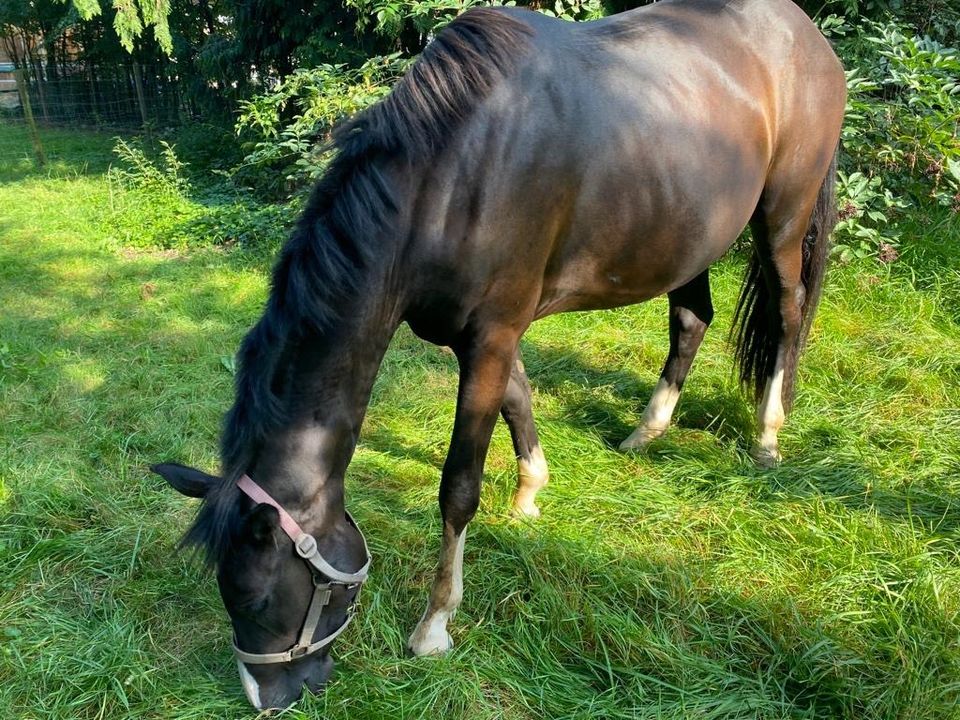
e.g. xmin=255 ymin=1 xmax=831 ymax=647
xmin=232 ymin=55 xmax=410 ymax=198
xmin=107 ymin=138 xmax=295 ymax=251
xmin=828 ymin=16 xmax=960 ymax=260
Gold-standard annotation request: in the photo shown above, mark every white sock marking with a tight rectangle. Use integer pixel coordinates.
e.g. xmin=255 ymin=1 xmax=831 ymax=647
xmin=621 ymin=378 xmax=680 ymax=449
xmin=409 ymin=529 xmax=466 ymax=656
xmin=754 ymin=363 xmax=785 ymax=464
xmin=514 ymin=444 xmax=549 ymax=517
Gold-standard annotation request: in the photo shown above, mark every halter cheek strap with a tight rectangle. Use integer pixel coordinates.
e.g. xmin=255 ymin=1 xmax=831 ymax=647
xmin=233 ymin=474 xmax=371 ymax=665
xmin=236 ymin=475 xmax=371 ymax=583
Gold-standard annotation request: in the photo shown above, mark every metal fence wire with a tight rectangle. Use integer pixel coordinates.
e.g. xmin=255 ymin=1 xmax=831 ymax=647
xmin=3 ymin=62 xmax=185 ymax=128
xmin=1 ymin=62 xmax=186 ymax=166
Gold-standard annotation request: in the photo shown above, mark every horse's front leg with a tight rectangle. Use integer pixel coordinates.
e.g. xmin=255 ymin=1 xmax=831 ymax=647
xmin=408 ymin=324 xmax=521 ymax=656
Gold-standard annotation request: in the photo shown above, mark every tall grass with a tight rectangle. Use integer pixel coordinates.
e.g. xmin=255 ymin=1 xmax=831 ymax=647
xmin=1 ymin=125 xmax=958 ymax=719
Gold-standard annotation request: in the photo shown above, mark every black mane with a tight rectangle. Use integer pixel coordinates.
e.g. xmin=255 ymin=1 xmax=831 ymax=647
xmin=184 ymin=8 xmax=533 ymax=563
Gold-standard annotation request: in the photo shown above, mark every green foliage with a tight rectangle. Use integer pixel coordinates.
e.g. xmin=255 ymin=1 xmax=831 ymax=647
xmin=826 ymin=16 xmax=960 ymax=260
xmin=800 ymin=0 xmax=959 ymax=42
xmin=233 ymin=54 xmax=410 ymax=197
xmin=165 ymin=123 xmax=246 ymax=174
xmin=345 ymin=0 xmax=473 ymax=39
xmin=61 ymin=0 xmax=173 ymax=53
xmin=109 ymin=137 xmax=190 ymax=197
xmin=107 ymin=137 xmax=295 ymax=249
xmin=539 ymin=0 xmax=604 ymax=22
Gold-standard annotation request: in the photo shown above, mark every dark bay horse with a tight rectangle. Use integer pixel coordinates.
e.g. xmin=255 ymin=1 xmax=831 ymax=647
xmin=152 ymin=0 xmax=845 ymax=709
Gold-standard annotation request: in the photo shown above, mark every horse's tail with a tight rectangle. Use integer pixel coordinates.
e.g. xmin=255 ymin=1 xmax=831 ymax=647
xmin=733 ymin=149 xmax=837 ymax=411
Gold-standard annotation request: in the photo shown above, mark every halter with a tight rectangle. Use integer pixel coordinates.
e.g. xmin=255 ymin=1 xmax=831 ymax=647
xmin=233 ymin=474 xmax=371 ymax=665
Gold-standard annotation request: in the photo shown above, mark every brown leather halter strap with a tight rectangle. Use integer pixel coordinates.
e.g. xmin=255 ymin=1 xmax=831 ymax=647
xmin=233 ymin=474 xmax=371 ymax=665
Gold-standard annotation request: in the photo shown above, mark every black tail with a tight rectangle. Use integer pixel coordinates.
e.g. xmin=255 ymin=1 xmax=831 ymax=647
xmin=732 ymin=150 xmax=837 ymax=411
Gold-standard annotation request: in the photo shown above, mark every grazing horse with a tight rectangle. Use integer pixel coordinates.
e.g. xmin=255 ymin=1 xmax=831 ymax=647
xmin=152 ymin=0 xmax=845 ymax=710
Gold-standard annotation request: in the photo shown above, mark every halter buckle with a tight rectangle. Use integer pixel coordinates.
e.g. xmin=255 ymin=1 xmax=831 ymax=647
xmin=295 ymin=533 xmax=318 ymax=559
xmin=314 ymin=584 xmax=333 ymax=608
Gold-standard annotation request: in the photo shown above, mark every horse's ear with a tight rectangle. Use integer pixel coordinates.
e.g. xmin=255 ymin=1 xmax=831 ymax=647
xmin=246 ymin=504 xmax=281 ymax=544
xmin=151 ymin=463 xmax=219 ymax=498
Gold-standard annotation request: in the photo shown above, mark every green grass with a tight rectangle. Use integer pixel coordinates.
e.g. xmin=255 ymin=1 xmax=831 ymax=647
xmin=1 ymin=123 xmax=959 ymax=719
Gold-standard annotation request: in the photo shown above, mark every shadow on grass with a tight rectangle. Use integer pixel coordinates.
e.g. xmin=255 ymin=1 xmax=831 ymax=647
xmin=0 ymin=123 xmax=118 ymax=184
xmin=333 ymin=482 xmax=957 ymax=719
xmin=764 ymin=459 xmax=960 ymax=539
xmin=521 ymin=341 xmax=755 ymax=451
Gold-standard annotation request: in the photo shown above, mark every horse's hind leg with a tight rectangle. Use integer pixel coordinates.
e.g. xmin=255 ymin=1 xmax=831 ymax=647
xmin=501 ymin=350 xmax=549 ymax=517
xmin=621 ymin=270 xmax=713 ymax=450
xmin=741 ymin=163 xmax=832 ymax=466
xmin=744 ymin=211 xmax=804 ymax=467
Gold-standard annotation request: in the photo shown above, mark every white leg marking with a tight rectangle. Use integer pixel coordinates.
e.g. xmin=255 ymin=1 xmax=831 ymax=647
xmin=237 ymin=660 xmax=263 ymax=710
xmin=753 ymin=363 xmax=785 ymax=467
xmin=408 ymin=528 xmax=466 ymax=657
xmin=513 ymin=444 xmax=549 ymax=518
xmin=620 ymin=378 xmax=681 ymax=450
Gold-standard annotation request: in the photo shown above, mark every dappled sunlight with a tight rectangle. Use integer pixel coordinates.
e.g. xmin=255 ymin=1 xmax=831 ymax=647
xmin=59 ymin=358 xmax=107 ymax=395
xmin=1 ymin=121 xmax=959 ymax=719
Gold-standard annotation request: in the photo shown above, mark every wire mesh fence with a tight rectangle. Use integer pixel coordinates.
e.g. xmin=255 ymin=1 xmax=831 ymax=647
xmin=0 ymin=62 xmax=187 ymax=167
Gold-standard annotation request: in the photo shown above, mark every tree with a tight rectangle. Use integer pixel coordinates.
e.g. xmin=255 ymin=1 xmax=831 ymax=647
xmin=66 ymin=0 xmax=173 ymax=54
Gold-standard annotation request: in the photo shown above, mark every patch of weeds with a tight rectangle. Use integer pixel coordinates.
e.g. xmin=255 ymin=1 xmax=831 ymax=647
xmin=107 ymin=137 xmax=295 ymax=252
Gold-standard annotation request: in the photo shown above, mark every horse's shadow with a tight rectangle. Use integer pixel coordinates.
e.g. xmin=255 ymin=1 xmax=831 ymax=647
xmin=517 ymin=339 xmax=755 ymax=451
xmin=362 ymin=332 xmax=960 ymax=545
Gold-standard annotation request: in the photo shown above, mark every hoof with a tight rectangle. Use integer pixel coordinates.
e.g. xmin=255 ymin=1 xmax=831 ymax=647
xmin=751 ymin=443 xmax=782 ymax=468
xmin=619 ymin=426 xmax=666 ymax=451
xmin=510 ymin=500 xmax=541 ymax=519
xmin=408 ymin=631 xmax=453 ymax=657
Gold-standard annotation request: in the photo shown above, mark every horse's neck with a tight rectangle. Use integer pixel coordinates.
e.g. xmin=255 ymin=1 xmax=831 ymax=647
xmin=249 ymin=285 xmax=401 ymax=531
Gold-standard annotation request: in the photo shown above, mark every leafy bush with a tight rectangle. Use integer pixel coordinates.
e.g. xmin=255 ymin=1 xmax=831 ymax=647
xmin=827 ymin=16 xmax=960 ymax=260
xmin=108 ymin=138 xmax=190 ymax=198
xmin=232 ymin=55 xmax=410 ymax=198
xmin=107 ymin=138 xmax=295 ymax=251
xmin=166 ymin=123 xmax=246 ymax=176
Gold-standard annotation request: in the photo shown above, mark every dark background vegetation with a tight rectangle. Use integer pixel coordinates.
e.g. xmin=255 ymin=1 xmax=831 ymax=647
xmin=2 ymin=0 xmax=959 ymax=261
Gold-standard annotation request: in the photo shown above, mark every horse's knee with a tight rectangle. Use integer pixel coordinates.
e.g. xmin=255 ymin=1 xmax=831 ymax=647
xmin=439 ymin=479 xmax=481 ymax=533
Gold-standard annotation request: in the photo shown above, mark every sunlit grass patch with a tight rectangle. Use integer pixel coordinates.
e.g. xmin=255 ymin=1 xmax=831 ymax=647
xmin=1 ymin=124 xmax=958 ymax=719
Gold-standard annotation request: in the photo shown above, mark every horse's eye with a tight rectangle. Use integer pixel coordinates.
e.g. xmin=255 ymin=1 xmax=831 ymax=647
xmin=236 ymin=595 xmax=269 ymax=616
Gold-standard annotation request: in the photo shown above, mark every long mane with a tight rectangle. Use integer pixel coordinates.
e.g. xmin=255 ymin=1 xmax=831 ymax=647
xmin=184 ymin=8 xmax=533 ymax=563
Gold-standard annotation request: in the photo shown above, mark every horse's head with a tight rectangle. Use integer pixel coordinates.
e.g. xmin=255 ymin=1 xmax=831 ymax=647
xmin=152 ymin=463 xmax=369 ymax=710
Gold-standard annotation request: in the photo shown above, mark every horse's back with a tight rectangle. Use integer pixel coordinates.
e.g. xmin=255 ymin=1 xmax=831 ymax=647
xmin=404 ymin=1 xmax=845 ymax=334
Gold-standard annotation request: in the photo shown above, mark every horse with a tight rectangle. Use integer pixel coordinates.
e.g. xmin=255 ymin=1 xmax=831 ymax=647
xmin=151 ymin=0 xmax=845 ymax=709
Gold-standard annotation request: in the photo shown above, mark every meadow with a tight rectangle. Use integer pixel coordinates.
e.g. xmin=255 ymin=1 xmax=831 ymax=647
xmin=1 ymin=124 xmax=959 ymax=719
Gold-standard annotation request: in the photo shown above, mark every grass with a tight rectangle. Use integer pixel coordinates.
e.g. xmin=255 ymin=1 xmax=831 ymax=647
xmin=1 ymin=123 xmax=959 ymax=719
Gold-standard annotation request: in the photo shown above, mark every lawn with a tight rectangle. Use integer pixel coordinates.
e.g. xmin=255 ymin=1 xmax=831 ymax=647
xmin=1 ymin=123 xmax=959 ymax=719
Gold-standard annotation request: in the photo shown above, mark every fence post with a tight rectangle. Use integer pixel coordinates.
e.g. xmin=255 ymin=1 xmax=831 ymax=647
xmin=32 ymin=61 xmax=49 ymax=122
xmin=14 ymin=68 xmax=46 ymax=167
xmin=132 ymin=62 xmax=150 ymax=135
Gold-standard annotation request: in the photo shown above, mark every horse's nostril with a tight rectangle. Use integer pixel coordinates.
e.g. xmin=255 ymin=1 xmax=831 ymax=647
xmin=305 ymin=655 xmax=334 ymax=694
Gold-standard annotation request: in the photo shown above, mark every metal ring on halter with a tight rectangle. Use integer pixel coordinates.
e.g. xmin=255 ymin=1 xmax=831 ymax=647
xmin=232 ymin=475 xmax=371 ymax=665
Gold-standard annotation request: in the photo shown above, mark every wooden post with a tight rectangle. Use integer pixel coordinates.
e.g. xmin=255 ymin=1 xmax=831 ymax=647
xmin=32 ymin=61 xmax=49 ymax=122
xmin=87 ymin=64 xmax=99 ymax=125
xmin=14 ymin=69 xmax=45 ymax=167
xmin=132 ymin=61 xmax=150 ymax=134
